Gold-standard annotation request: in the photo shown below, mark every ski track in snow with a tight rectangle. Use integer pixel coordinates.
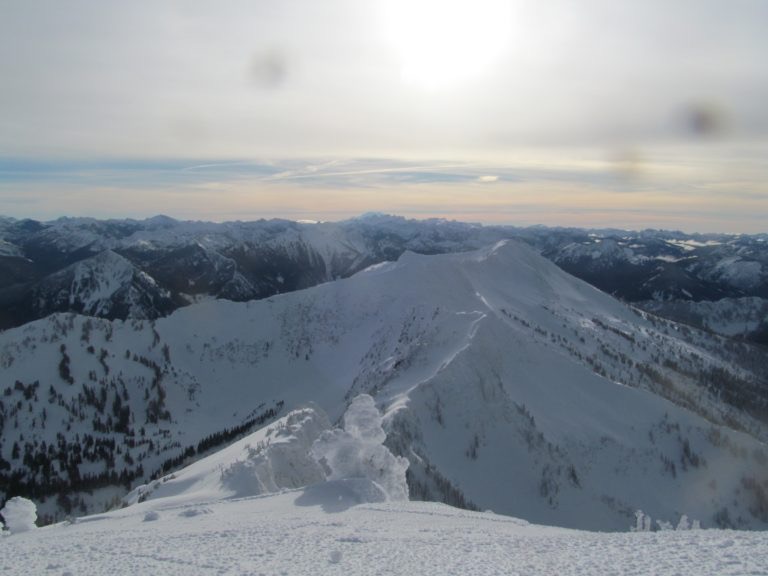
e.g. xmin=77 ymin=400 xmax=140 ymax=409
xmin=2 ymin=491 xmax=767 ymax=576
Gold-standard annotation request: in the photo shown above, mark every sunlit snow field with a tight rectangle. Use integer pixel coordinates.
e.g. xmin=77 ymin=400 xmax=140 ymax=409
xmin=2 ymin=488 xmax=767 ymax=576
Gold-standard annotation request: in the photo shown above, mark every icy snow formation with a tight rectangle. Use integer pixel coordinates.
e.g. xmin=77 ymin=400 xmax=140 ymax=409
xmin=311 ymin=395 xmax=409 ymax=501
xmin=0 ymin=497 xmax=37 ymax=534
xmin=125 ymin=407 xmax=330 ymax=505
xmin=122 ymin=398 xmax=408 ymax=513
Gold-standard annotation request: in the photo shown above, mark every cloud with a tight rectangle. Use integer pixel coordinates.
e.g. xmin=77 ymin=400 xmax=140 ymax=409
xmin=1 ymin=1 xmax=767 ymax=158
xmin=2 ymin=146 xmax=765 ymax=233
xmin=477 ymin=175 xmax=498 ymax=183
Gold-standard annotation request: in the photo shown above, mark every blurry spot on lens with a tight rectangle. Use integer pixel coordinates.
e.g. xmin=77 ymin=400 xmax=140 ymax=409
xmin=608 ymin=147 xmax=644 ymax=181
xmin=685 ymin=103 xmax=724 ymax=138
xmin=249 ymin=49 xmax=287 ymax=89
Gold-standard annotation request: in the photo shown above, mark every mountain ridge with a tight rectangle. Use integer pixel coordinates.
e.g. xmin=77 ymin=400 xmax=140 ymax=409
xmin=1 ymin=239 xmax=766 ymax=529
xmin=2 ymin=214 xmax=766 ymax=344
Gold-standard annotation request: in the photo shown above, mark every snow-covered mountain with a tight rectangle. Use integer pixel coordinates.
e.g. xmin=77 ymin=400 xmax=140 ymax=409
xmin=28 ymin=250 xmax=176 ymax=320
xmin=548 ymin=233 xmax=768 ymax=301
xmin=1 ymin=240 xmax=766 ymax=530
xmin=3 ymin=214 xmax=766 ymax=340
xmin=0 ymin=215 xmax=492 ymax=330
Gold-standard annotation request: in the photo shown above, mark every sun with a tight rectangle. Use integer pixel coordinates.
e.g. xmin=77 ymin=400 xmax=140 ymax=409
xmin=379 ymin=0 xmax=512 ymax=90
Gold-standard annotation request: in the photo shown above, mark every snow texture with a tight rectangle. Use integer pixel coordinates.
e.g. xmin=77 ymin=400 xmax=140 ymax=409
xmin=0 ymin=377 xmax=766 ymax=574
xmin=1 ymin=488 xmax=767 ymax=576
xmin=124 ymin=407 xmax=330 ymax=505
xmin=311 ymin=395 xmax=409 ymax=502
xmin=0 ymin=497 xmax=37 ymax=534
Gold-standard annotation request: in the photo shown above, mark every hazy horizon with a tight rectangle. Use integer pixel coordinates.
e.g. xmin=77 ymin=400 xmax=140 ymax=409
xmin=2 ymin=206 xmax=766 ymax=237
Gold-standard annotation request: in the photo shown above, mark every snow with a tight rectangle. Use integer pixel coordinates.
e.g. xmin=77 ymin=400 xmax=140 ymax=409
xmin=179 ymin=292 xmax=217 ymax=304
xmin=666 ymin=239 xmax=723 ymax=250
xmin=4 ymin=393 xmax=767 ymax=574
xmin=34 ymin=249 xmax=169 ymax=318
xmin=654 ymin=254 xmax=684 ymax=263
xmin=124 ymin=407 xmax=330 ymax=505
xmin=67 ymin=251 xmax=136 ymax=313
xmin=709 ymin=256 xmax=763 ymax=289
xmin=0 ymin=497 xmax=37 ymax=534
xmin=0 ymin=239 xmax=22 ymax=257
xmin=310 ymin=395 xmax=409 ymax=501
xmin=2 ymin=239 xmax=767 ymax=530
xmin=556 ymin=238 xmax=649 ymax=266
xmin=1 ymin=489 xmax=767 ymax=575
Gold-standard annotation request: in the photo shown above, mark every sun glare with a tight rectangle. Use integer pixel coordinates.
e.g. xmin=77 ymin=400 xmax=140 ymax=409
xmin=380 ymin=0 xmax=511 ymax=90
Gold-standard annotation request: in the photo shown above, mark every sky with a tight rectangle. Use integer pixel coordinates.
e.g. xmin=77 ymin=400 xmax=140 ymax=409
xmin=1 ymin=0 xmax=767 ymax=232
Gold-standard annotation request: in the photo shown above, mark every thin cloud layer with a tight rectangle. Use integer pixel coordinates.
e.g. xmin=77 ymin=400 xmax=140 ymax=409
xmin=2 ymin=0 xmax=767 ymax=157
xmin=2 ymin=150 xmax=766 ymax=233
xmin=0 ymin=1 xmax=766 ymax=231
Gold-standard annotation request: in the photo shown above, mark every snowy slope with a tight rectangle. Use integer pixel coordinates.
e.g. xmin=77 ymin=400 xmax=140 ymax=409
xmin=3 ymin=214 xmax=767 ymax=333
xmin=31 ymin=250 xmax=175 ymax=319
xmin=1 ymin=240 xmax=767 ymax=530
xmin=124 ymin=407 xmax=330 ymax=505
xmin=2 ymin=489 xmax=767 ymax=576
xmin=4 ymin=404 xmax=766 ymax=576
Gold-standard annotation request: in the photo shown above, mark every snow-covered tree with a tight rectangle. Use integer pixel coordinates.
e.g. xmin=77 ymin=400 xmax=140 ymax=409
xmin=656 ymin=519 xmax=674 ymax=531
xmin=310 ymin=394 xmax=409 ymax=501
xmin=643 ymin=514 xmax=652 ymax=532
xmin=633 ymin=510 xmax=644 ymax=532
xmin=632 ymin=510 xmax=653 ymax=532
xmin=692 ymin=519 xmax=701 ymax=530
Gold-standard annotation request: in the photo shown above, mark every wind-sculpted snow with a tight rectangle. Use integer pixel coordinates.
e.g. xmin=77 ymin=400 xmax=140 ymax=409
xmin=124 ymin=407 xmax=330 ymax=505
xmin=311 ymin=395 xmax=409 ymax=501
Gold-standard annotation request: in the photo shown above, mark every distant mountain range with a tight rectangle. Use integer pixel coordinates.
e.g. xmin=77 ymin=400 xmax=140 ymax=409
xmin=1 ymin=214 xmax=767 ymax=342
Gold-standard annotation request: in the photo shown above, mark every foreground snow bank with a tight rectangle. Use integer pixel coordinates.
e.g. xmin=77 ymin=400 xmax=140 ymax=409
xmin=3 ymin=489 xmax=767 ymax=576
xmin=311 ymin=394 xmax=409 ymax=501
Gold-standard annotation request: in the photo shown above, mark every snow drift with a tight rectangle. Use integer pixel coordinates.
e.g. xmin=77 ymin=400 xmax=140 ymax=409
xmin=125 ymin=407 xmax=331 ymax=505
